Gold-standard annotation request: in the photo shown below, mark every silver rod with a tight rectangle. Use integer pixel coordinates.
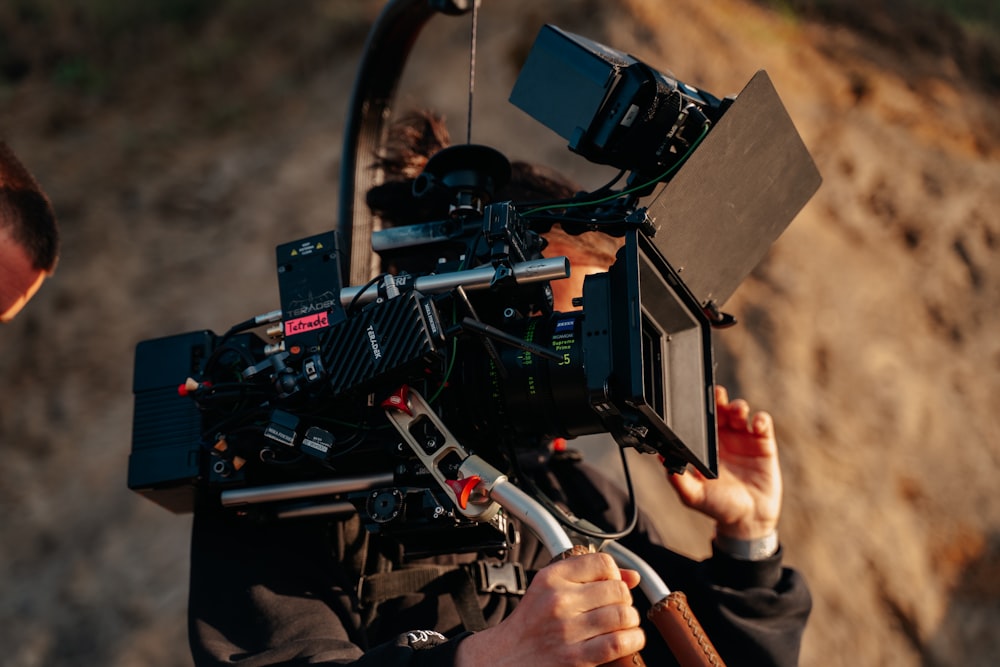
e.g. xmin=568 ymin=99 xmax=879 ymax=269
xmin=254 ymin=309 xmax=283 ymax=325
xmin=275 ymin=501 xmax=357 ymax=520
xmin=339 ymin=256 xmax=570 ymax=307
xmin=220 ymin=472 xmax=395 ymax=507
xmin=603 ymin=540 xmax=672 ymax=603
xmin=466 ymin=0 xmax=480 ymax=144
xmin=372 ymin=219 xmax=473 ymax=252
xmin=487 ymin=477 xmax=574 ymax=557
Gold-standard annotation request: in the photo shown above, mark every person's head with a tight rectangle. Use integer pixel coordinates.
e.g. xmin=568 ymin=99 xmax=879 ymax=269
xmin=366 ymin=110 xmax=621 ymax=311
xmin=0 ymin=140 xmax=59 ymax=323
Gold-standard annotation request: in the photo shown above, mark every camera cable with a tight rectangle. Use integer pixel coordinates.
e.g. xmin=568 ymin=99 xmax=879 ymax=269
xmin=507 ymin=439 xmax=640 ymax=543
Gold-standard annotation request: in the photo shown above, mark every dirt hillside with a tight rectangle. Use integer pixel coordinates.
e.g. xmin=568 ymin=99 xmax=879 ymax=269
xmin=1 ymin=1 xmax=998 ymax=665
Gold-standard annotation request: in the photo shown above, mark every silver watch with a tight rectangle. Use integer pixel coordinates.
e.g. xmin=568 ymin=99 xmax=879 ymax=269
xmin=714 ymin=531 xmax=779 ymax=561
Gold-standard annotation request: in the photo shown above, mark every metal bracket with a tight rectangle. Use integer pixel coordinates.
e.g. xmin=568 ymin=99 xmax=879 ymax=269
xmin=382 ymin=385 xmax=501 ymax=522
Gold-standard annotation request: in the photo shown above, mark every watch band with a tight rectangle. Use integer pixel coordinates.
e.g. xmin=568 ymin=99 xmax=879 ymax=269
xmin=714 ymin=531 xmax=779 ymax=561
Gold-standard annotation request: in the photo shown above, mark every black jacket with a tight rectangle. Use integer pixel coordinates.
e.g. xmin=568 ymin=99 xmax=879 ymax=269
xmin=188 ymin=456 xmax=811 ymax=666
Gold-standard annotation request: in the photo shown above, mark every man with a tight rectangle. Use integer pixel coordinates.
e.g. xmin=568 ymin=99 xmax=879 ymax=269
xmin=0 ymin=140 xmax=59 ymax=322
xmin=188 ymin=113 xmax=811 ymax=666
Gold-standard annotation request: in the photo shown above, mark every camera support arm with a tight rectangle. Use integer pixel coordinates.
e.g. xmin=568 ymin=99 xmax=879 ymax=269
xmin=383 ymin=385 xmax=725 ymax=667
xmin=382 ymin=383 xmax=571 ymax=550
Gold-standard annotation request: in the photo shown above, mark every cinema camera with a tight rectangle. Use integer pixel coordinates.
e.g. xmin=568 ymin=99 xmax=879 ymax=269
xmin=128 ymin=7 xmax=819 ymax=555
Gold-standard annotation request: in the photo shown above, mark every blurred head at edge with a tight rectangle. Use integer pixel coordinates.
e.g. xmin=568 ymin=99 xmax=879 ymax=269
xmin=0 ymin=140 xmax=59 ymax=323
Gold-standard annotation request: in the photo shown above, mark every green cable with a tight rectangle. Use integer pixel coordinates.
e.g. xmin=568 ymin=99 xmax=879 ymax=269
xmin=520 ymin=123 xmax=711 ymax=218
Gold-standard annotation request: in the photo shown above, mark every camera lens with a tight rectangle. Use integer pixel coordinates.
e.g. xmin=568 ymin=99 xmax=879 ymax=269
xmin=450 ymin=312 xmax=602 ymax=443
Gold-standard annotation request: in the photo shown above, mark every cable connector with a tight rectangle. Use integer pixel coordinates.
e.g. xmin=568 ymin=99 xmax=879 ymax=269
xmin=177 ymin=377 xmax=211 ymax=396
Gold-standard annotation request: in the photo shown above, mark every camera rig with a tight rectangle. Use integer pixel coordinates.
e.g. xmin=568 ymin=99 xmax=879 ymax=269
xmin=128 ymin=1 xmax=820 ymax=557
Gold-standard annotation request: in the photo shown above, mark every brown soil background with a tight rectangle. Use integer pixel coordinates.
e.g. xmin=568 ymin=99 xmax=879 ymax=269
xmin=1 ymin=0 xmax=999 ymax=665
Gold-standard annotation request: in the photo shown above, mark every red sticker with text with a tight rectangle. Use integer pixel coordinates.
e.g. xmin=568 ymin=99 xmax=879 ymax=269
xmin=284 ymin=311 xmax=330 ymax=336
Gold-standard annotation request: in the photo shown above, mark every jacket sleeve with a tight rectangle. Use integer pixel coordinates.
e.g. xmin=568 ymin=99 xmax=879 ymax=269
xmin=691 ymin=543 xmax=812 ymax=667
xmin=618 ymin=522 xmax=811 ymax=667
xmin=187 ymin=505 xmax=470 ymax=666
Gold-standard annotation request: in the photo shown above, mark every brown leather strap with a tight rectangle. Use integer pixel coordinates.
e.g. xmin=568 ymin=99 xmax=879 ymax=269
xmin=602 ymin=655 xmax=645 ymax=666
xmin=552 ymin=544 xmax=594 ymax=561
xmin=552 ymin=547 xmax=647 ymax=667
xmin=648 ymin=591 xmax=726 ymax=667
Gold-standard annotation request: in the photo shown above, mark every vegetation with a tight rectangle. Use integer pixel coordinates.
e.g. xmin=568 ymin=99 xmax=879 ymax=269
xmin=0 ymin=1 xmax=372 ymax=94
xmin=2 ymin=0 xmax=997 ymax=95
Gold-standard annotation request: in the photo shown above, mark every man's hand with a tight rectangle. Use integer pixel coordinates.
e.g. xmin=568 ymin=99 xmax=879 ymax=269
xmin=668 ymin=386 xmax=782 ymax=540
xmin=455 ymin=552 xmax=645 ymax=667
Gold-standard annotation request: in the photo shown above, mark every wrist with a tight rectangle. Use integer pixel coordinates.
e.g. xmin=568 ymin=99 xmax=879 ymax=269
xmin=714 ymin=513 xmax=780 ymax=543
xmin=713 ymin=530 xmax=779 ymax=561
xmin=454 ymin=627 xmax=505 ymax=667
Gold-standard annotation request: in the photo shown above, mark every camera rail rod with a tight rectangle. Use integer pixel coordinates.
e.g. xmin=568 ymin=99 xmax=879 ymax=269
xmin=340 ymin=256 xmax=569 ymax=307
xmin=220 ymin=472 xmax=394 ymax=511
xmin=245 ymin=256 xmax=569 ymax=327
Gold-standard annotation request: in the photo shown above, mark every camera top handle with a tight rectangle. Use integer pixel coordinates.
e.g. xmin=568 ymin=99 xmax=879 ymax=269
xmin=339 ymin=0 xmax=474 ymax=287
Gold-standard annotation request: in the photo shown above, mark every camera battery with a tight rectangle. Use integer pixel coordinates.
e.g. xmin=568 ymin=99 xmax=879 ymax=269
xmin=128 ymin=330 xmax=214 ymax=513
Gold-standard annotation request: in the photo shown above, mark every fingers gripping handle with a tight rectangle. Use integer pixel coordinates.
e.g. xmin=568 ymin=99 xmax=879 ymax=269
xmin=551 ymin=547 xmax=647 ymax=667
xmin=648 ymin=592 xmax=725 ymax=667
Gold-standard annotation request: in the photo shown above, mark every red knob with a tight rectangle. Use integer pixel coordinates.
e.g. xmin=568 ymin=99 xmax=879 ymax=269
xmin=446 ymin=476 xmax=482 ymax=510
xmin=381 ymin=385 xmax=413 ymax=416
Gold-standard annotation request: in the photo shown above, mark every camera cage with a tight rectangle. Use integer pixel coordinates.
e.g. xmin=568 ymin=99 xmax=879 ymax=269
xmin=128 ymin=1 xmax=820 ymax=545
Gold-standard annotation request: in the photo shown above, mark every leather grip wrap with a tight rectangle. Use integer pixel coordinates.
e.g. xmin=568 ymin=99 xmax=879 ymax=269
xmin=648 ymin=591 xmax=725 ymax=667
xmin=552 ymin=548 xmax=647 ymax=667
xmin=553 ymin=544 xmax=594 ymax=561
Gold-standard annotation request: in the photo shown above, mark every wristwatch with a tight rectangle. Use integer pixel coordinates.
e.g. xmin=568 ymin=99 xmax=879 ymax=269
xmin=714 ymin=531 xmax=779 ymax=561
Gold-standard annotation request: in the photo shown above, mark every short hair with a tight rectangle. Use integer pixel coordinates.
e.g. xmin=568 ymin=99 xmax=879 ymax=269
xmin=366 ymin=110 xmax=621 ymax=267
xmin=0 ymin=140 xmax=59 ymax=272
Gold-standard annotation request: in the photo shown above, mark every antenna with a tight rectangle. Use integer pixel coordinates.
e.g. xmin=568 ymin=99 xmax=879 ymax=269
xmin=466 ymin=0 xmax=481 ymax=145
